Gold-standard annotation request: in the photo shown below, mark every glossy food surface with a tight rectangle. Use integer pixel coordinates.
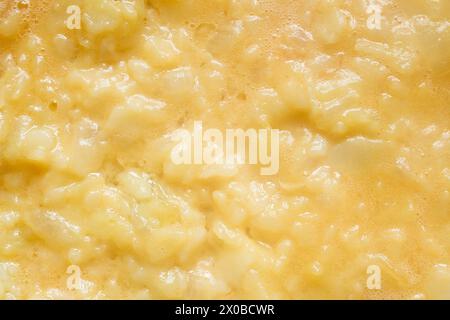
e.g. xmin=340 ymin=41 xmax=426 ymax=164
xmin=0 ymin=0 xmax=449 ymax=299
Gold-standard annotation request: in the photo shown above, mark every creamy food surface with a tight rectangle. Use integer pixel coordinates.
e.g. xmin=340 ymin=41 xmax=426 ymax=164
xmin=0 ymin=0 xmax=449 ymax=299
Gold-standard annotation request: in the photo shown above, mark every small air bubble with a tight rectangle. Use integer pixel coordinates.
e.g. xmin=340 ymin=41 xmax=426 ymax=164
xmin=17 ymin=0 xmax=30 ymax=10
xmin=49 ymin=101 xmax=58 ymax=111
